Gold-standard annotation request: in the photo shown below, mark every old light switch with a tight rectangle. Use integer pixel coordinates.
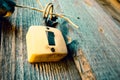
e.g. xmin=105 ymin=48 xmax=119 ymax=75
xmin=26 ymin=26 xmax=67 ymax=63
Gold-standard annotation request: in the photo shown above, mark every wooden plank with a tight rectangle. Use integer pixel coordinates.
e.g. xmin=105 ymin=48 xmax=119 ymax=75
xmin=57 ymin=0 xmax=120 ymax=79
xmin=95 ymin=0 xmax=120 ymax=26
xmin=0 ymin=0 xmax=120 ymax=80
xmin=0 ymin=0 xmax=81 ymax=80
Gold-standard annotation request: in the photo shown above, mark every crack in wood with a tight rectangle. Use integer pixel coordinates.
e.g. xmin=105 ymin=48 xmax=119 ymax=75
xmin=73 ymin=49 xmax=96 ymax=80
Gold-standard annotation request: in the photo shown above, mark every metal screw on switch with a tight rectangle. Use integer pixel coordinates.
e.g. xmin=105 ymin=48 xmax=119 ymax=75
xmin=51 ymin=48 xmax=55 ymax=52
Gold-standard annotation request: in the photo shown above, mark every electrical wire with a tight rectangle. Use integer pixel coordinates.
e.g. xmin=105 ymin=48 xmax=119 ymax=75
xmin=43 ymin=3 xmax=53 ymax=19
xmin=15 ymin=3 xmax=79 ymax=28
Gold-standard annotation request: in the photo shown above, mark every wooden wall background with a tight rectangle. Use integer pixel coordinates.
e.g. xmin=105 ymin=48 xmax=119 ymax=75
xmin=0 ymin=0 xmax=120 ymax=80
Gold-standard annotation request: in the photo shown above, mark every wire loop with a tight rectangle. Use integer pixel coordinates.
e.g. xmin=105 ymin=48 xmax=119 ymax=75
xmin=43 ymin=3 xmax=53 ymax=20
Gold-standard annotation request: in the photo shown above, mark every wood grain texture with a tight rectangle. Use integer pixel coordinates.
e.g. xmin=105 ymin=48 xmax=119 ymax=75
xmin=0 ymin=0 xmax=120 ymax=80
xmin=0 ymin=0 xmax=81 ymax=80
xmin=57 ymin=0 xmax=120 ymax=79
xmin=96 ymin=0 xmax=120 ymax=26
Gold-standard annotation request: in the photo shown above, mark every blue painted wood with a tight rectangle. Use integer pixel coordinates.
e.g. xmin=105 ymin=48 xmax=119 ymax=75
xmin=0 ymin=0 xmax=81 ymax=80
xmin=56 ymin=0 xmax=120 ymax=79
xmin=0 ymin=0 xmax=120 ymax=80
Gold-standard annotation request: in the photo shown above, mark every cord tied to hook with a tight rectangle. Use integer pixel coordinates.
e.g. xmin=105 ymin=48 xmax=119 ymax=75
xmin=43 ymin=3 xmax=58 ymax=27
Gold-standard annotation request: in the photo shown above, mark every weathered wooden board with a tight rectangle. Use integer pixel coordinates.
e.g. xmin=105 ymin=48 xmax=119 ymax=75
xmin=0 ymin=0 xmax=81 ymax=80
xmin=0 ymin=0 xmax=120 ymax=80
xmin=56 ymin=0 xmax=120 ymax=79
xmin=96 ymin=0 xmax=120 ymax=26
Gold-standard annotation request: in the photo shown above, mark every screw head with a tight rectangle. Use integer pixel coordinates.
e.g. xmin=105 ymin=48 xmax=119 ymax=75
xmin=51 ymin=48 xmax=55 ymax=52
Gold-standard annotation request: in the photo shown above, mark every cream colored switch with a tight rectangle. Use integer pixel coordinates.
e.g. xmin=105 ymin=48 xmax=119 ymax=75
xmin=26 ymin=26 xmax=67 ymax=63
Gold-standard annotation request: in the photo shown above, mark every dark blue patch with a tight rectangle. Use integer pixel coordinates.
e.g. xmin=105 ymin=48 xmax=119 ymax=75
xmin=0 ymin=0 xmax=16 ymax=17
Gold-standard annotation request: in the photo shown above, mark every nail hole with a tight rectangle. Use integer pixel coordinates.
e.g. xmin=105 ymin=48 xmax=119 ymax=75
xmin=77 ymin=17 xmax=80 ymax=19
xmin=98 ymin=27 xmax=104 ymax=33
